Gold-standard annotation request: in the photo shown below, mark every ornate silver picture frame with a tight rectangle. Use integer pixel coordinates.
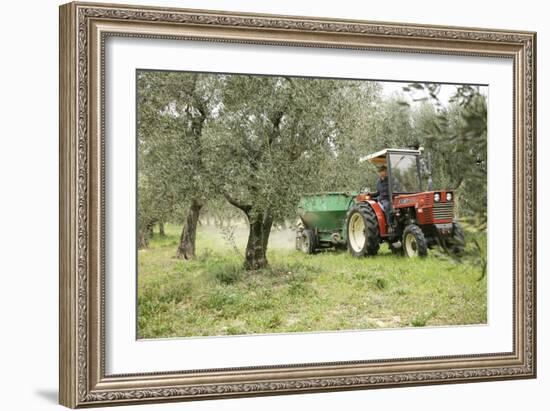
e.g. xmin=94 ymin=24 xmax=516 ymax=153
xmin=59 ymin=1 xmax=536 ymax=407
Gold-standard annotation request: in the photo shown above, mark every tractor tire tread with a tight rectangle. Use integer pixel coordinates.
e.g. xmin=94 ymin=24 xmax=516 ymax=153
xmin=446 ymin=222 xmax=466 ymax=256
xmin=403 ymin=224 xmax=428 ymax=258
xmin=302 ymin=229 xmax=317 ymax=254
xmin=346 ymin=203 xmax=380 ymax=257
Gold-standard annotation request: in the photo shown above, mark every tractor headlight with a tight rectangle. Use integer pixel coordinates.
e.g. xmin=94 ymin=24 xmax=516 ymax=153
xmin=434 ymin=193 xmax=441 ymax=202
xmin=446 ymin=192 xmax=453 ymax=201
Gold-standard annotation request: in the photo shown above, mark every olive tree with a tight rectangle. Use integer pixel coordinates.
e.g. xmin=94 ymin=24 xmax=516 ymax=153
xmin=205 ymin=75 xmax=373 ymax=270
xmin=137 ymin=71 xmax=223 ymax=258
xmin=405 ymin=84 xmax=488 ymax=226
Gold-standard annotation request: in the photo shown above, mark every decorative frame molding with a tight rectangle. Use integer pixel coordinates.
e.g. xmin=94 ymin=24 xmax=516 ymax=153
xmin=59 ymin=1 xmax=536 ymax=408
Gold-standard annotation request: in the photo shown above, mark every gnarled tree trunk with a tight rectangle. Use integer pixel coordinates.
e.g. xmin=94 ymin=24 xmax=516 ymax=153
xmin=176 ymin=200 xmax=203 ymax=260
xmin=222 ymin=192 xmax=274 ymax=270
xmin=138 ymin=220 xmax=156 ymax=249
xmin=158 ymin=221 xmax=165 ymax=237
xmin=244 ymin=212 xmax=273 ymax=270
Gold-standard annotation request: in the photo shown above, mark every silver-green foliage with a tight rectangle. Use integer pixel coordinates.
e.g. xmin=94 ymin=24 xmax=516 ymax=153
xmin=137 ymin=72 xmax=487 ymax=267
xmin=137 ymin=71 xmax=223 ymax=247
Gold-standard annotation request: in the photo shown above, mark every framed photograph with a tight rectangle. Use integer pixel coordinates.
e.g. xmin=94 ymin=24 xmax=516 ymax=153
xmin=59 ymin=1 xmax=537 ymax=408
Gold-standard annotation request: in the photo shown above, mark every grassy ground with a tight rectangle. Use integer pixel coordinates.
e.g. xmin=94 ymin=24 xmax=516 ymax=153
xmin=138 ymin=223 xmax=487 ymax=339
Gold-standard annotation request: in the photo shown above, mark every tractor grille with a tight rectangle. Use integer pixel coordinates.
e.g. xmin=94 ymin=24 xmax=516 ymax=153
xmin=432 ymin=202 xmax=454 ymax=221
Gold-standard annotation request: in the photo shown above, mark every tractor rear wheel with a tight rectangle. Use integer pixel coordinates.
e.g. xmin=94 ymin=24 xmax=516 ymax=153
xmin=299 ymin=229 xmax=316 ymax=254
xmin=346 ymin=203 xmax=380 ymax=257
xmin=403 ymin=224 xmax=428 ymax=258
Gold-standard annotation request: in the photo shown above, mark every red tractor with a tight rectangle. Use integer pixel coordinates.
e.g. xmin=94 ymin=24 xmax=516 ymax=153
xmin=346 ymin=148 xmax=465 ymax=258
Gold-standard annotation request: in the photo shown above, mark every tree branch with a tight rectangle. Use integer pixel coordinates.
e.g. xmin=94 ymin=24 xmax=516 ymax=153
xmin=223 ymin=192 xmax=252 ymax=214
xmin=267 ymin=110 xmax=284 ymax=146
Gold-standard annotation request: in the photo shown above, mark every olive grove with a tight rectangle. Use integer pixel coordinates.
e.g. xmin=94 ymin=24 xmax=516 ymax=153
xmin=137 ymin=71 xmax=488 ymax=270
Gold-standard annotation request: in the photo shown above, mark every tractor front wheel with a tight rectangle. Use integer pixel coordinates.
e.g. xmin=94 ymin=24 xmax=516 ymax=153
xmin=346 ymin=203 xmax=380 ymax=257
xmin=403 ymin=224 xmax=428 ymax=258
xmin=445 ymin=222 xmax=466 ymax=256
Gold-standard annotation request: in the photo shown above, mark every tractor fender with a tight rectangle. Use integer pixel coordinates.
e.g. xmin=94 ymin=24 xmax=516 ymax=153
xmin=364 ymin=200 xmax=388 ymax=237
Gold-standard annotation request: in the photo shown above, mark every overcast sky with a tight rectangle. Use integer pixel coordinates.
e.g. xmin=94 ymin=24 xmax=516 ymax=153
xmin=380 ymin=81 xmax=488 ymax=107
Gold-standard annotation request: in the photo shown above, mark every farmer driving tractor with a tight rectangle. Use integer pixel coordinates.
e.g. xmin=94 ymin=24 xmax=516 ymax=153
xmin=371 ymin=164 xmax=400 ymax=229
xmin=296 ymin=148 xmax=466 ymax=258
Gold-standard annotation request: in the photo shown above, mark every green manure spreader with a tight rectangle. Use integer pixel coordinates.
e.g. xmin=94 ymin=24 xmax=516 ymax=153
xmin=296 ymin=192 xmax=357 ymax=254
xmin=295 ymin=148 xmax=466 ymax=258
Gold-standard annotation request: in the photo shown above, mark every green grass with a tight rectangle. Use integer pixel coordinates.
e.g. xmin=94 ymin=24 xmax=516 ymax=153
xmin=137 ymin=223 xmax=487 ymax=339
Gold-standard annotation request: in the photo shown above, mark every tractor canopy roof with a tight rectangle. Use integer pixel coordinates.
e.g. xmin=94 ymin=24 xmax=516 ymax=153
xmin=360 ymin=148 xmax=423 ymax=166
